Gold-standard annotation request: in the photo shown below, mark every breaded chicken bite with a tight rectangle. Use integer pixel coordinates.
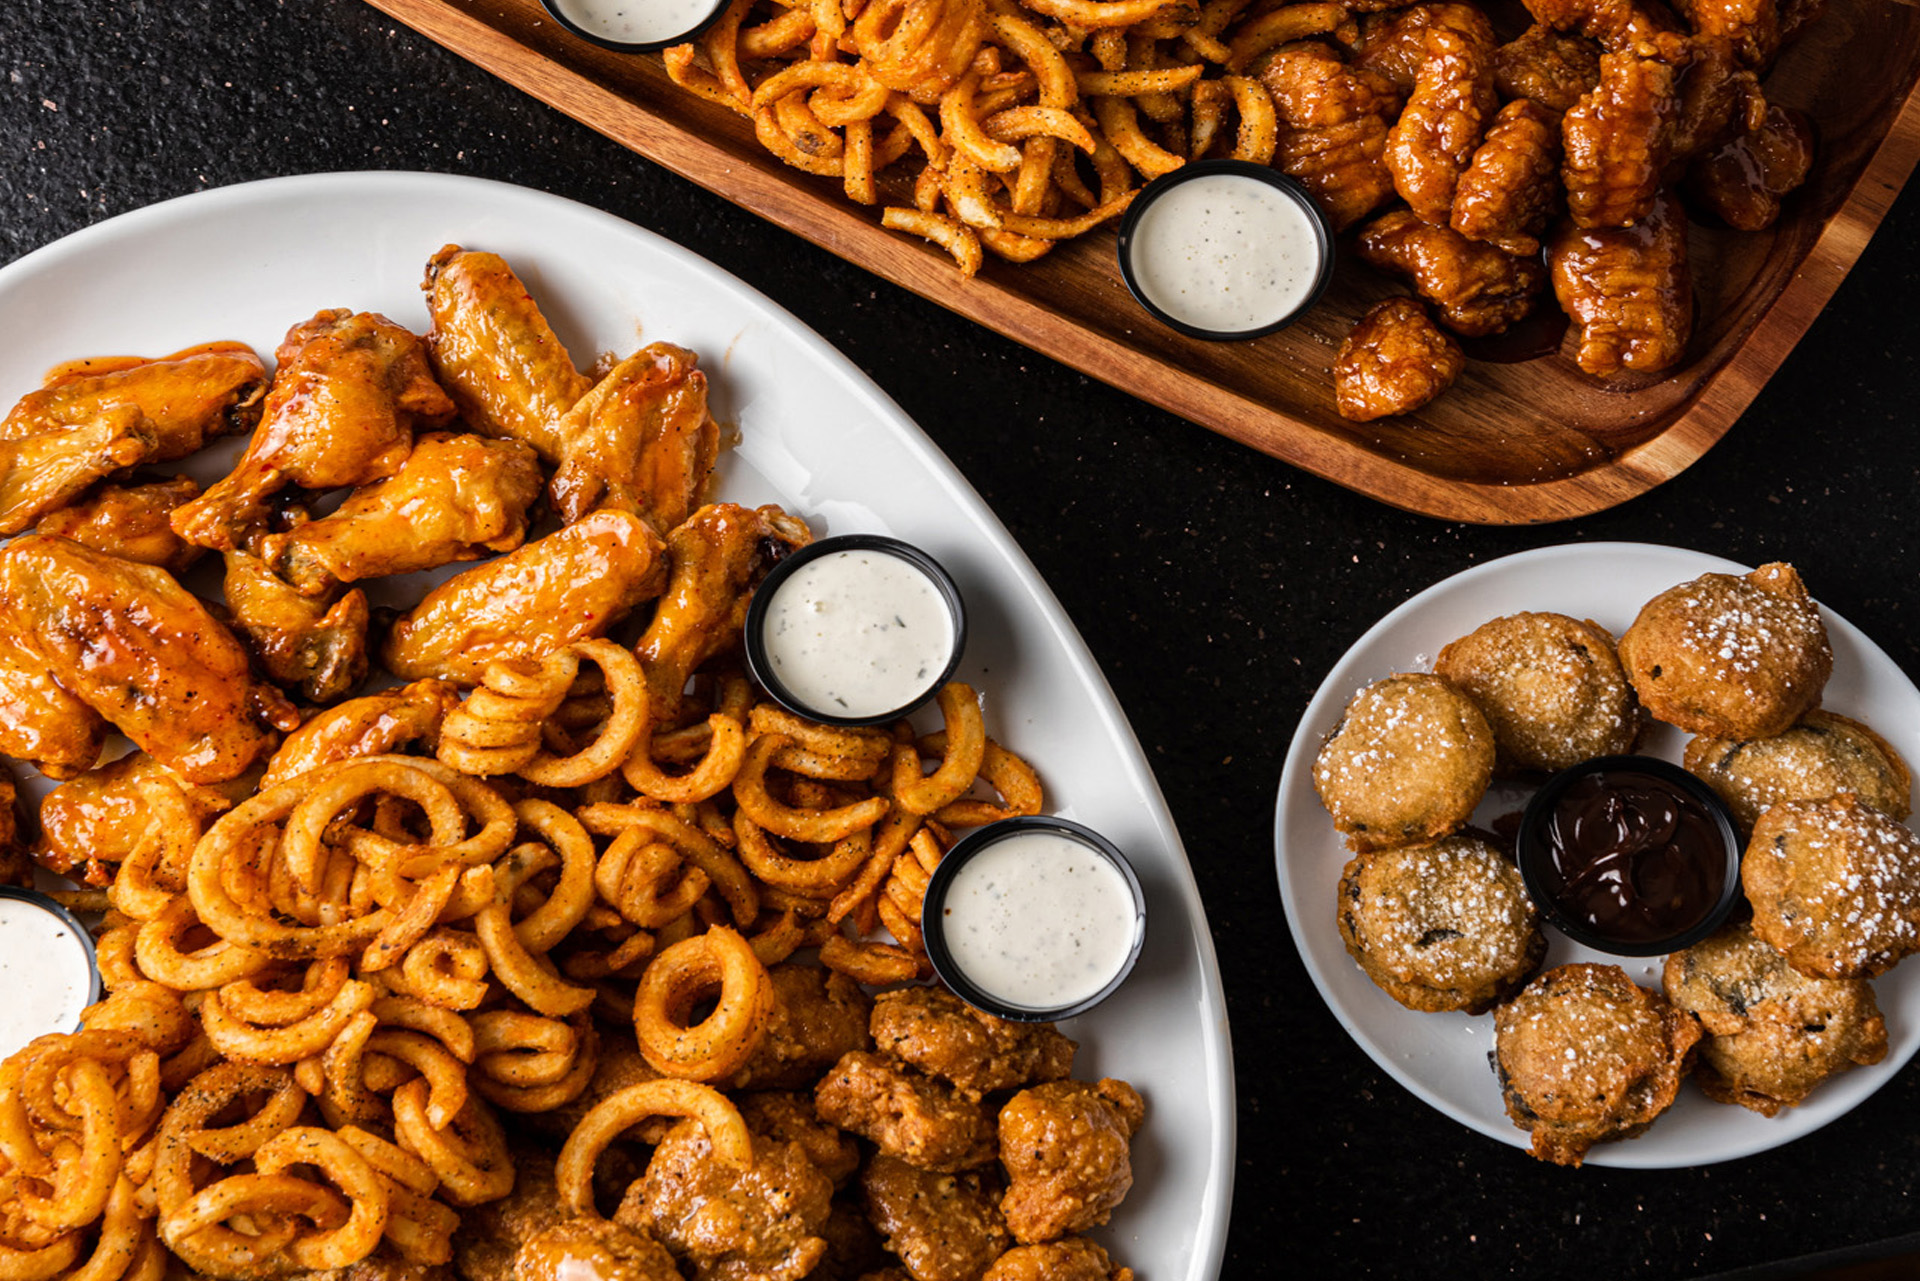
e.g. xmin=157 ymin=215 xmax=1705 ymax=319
xmin=870 ymin=988 xmax=1075 ymax=1100
xmin=998 ymin=1078 xmax=1145 ymax=1244
xmin=815 ymin=1050 xmax=998 ymax=1171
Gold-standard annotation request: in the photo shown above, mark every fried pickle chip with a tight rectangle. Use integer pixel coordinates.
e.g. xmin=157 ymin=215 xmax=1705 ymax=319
xmin=1336 ymin=835 xmax=1545 ymax=1014
xmin=1663 ymin=922 xmax=1888 ymax=1116
xmin=1492 ymin=963 xmax=1702 ymax=1166
xmin=1435 ymin=612 xmax=1639 ymax=774
xmin=1313 ymin=673 xmax=1495 ymax=852
xmin=1616 ymin=562 xmax=1832 ymax=739
xmin=1743 ymin=793 xmax=1920 ymax=980
xmin=1684 ymin=710 xmax=1913 ymax=835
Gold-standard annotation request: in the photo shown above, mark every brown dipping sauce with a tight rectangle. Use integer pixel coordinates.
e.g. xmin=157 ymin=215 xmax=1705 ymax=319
xmin=1535 ymin=769 xmax=1728 ymax=944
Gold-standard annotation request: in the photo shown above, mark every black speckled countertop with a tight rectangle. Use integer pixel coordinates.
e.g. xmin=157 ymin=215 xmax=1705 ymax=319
xmin=5 ymin=2 xmax=1918 ymax=1276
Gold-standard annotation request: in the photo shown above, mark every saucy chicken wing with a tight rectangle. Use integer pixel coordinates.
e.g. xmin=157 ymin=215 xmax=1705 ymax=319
xmin=1562 ymin=46 xmax=1680 ymax=228
xmin=382 ymin=508 xmax=669 ymax=685
xmin=34 ymin=476 xmax=205 ymax=574
xmin=550 ymin=342 xmax=722 ymax=530
xmin=814 ymin=1050 xmax=998 ymax=1172
xmin=0 ymin=629 xmax=105 ymax=780
xmin=1549 ymin=189 xmax=1693 ymax=376
xmin=860 ymin=1153 xmax=1010 ymax=1281
xmin=259 ymin=678 xmax=461 ymax=789
xmin=869 ymin=988 xmax=1075 ymax=1100
xmin=1357 ymin=209 xmax=1545 ymax=335
xmin=0 ymin=406 xmax=153 ymax=535
xmin=0 ymin=765 xmax=26 ymax=889
xmin=33 ymin=749 xmax=243 ymax=886
xmin=1676 ymin=0 xmax=1779 ymax=67
xmin=1686 ymin=103 xmax=1814 ymax=230
xmin=616 ymin=1116 xmax=834 ymax=1281
xmin=1259 ymin=43 xmax=1405 ymax=232
xmin=0 ymin=535 xmax=297 ymax=783
xmin=422 ymin=244 xmax=594 ymax=461
xmin=1385 ymin=25 xmax=1499 ymax=225
xmin=1334 ymin=297 xmax=1466 ymax=421
xmin=1493 ymin=24 xmax=1602 ymax=112
xmin=984 ymin=1239 xmax=1134 ymax=1281
xmin=1523 ymin=0 xmax=1673 ymax=51
xmin=997 ymin=1078 xmax=1145 ymax=1245
xmin=172 ymin=310 xmax=455 ymax=550
xmin=223 ymin=548 xmax=371 ymax=704
xmin=516 ymin=1219 xmax=684 ymax=1281
xmin=1354 ymin=4 xmax=1497 ymax=94
xmin=1452 ymin=98 xmax=1564 ymax=255
xmin=265 ymin=432 xmax=543 ymax=594
xmin=635 ymin=503 xmax=812 ymax=720
xmin=1 ymin=341 xmax=267 ymax=453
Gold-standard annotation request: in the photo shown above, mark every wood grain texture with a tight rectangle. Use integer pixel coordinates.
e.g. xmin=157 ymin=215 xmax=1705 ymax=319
xmin=362 ymin=0 xmax=1920 ymax=523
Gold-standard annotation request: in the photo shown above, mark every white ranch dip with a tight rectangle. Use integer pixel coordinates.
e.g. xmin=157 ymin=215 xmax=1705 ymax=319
xmin=938 ymin=829 xmax=1141 ymax=1011
xmin=548 ymin=0 xmax=718 ymax=44
xmin=760 ymin=548 xmax=955 ymax=719
xmin=1126 ymin=172 xmax=1323 ymax=333
xmin=0 ymin=896 xmax=93 ymax=1059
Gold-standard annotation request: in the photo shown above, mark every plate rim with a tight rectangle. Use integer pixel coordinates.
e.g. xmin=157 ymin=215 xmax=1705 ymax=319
xmin=0 ymin=169 xmax=1238 ymax=1272
xmin=1273 ymin=540 xmax=1920 ymax=1168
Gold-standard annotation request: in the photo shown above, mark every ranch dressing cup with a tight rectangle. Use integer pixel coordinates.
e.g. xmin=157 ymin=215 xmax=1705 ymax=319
xmin=923 ymin=817 xmax=1147 ymax=1022
xmin=1116 ymin=160 xmax=1334 ymax=341
xmin=0 ymin=886 xmax=101 ymax=1059
xmin=541 ymin=0 xmax=731 ymax=51
xmin=744 ymin=534 xmax=967 ymax=727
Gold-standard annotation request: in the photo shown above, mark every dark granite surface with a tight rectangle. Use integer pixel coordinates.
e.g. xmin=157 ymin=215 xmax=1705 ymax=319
xmin=4 ymin=1 xmax=1918 ymax=1276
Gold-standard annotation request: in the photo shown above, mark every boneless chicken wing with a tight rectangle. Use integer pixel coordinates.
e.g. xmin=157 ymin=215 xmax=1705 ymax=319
xmin=1353 ymin=4 xmax=1497 ymax=94
xmin=0 ymin=535 xmax=297 ymax=783
xmin=1357 ymin=209 xmax=1545 ymax=336
xmin=1384 ymin=25 xmax=1498 ymax=226
xmin=172 ymin=310 xmax=456 ymax=550
xmin=1259 ymin=43 xmax=1405 ymax=232
xmin=382 ymin=508 xmax=669 ymax=685
xmin=860 ymin=1153 xmax=1010 ymax=1281
xmin=1562 ymin=47 xmax=1680 ymax=228
xmin=265 ymin=432 xmax=544 ymax=594
xmin=997 ymin=1078 xmax=1145 ymax=1245
xmin=1452 ymin=98 xmax=1563 ymax=256
xmin=1549 ymin=189 xmax=1693 ymax=376
xmin=1523 ymin=0 xmax=1673 ymax=52
xmin=868 ymin=988 xmax=1075 ymax=1100
xmin=1333 ymin=297 xmax=1466 ymax=421
xmin=1676 ymin=0 xmax=1780 ymax=67
xmin=1686 ymin=103 xmax=1814 ymax=230
xmin=1493 ymin=24 xmax=1602 ymax=112
xmin=814 ymin=1050 xmax=998 ymax=1172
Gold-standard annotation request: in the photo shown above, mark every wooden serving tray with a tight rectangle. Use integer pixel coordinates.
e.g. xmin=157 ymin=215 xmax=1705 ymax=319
xmin=367 ymin=0 xmax=1920 ymax=523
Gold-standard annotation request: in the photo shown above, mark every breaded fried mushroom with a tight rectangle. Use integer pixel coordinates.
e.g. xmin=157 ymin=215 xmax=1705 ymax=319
xmin=1435 ymin=611 xmax=1638 ymax=773
xmin=1617 ymin=561 xmax=1831 ymax=738
xmin=1313 ymin=672 xmax=1496 ymax=851
xmin=1337 ymin=835 xmax=1545 ymax=1014
xmin=1664 ymin=922 xmax=1887 ymax=1115
xmin=1493 ymin=963 xmax=1702 ymax=1166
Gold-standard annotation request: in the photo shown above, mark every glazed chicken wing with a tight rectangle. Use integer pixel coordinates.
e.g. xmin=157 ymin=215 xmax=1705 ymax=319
xmin=1676 ymin=0 xmax=1779 ymax=67
xmin=1523 ymin=0 xmax=1673 ymax=52
xmin=1493 ymin=24 xmax=1602 ymax=112
xmin=34 ymin=476 xmax=205 ymax=575
xmin=550 ymin=343 xmax=722 ymax=530
xmin=1563 ymin=45 xmax=1681 ymax=227
xmin=382 ymin=508 xmax=669 ymax=685
xmin=32 ymin=749 xmax=242 ymax=886
xmin=1385 ymin=25 xmax=1499 ymax=225
xmin=265 ymin=432 xmax=543 ymax=594
xmin=616 ymin=1116 xmax=834 ymax=1281
xmin=1357 ymin=209 xmax=1545 ymax=335
xmin=1452 ymin=99 xmax=1564 ymax=255
xmin=1 ymin=341 xmax=267 ymax=452
xmin=1668 ymin=35 xmax=1765 ymax=160
xmin=635 ymin=503 xmax=812 ymax=720
xmin=0 ymin=406 xmax=154 ymax=535
xmin=0 ymin=535 xmax=297 ymax=783
xmin=860 ymin=1153 xmax=1010 ymax=1281
xmin=172 ymin=310 xmax=455 ymax=551
xmin=998 ymin=1078 xmax=1144 ymax=1245
xmin=1259 ymin=44 xmax=1405 ymax=232
xmin=1549 ymin=189 xmax=1693 ymax=376
xmin=0 ymin=764 xmax=25 ymax=889
xmin=422 ymin=244 xmax=594 ymax=461
xmin=1686 ymin=103 xmax=1814 ymax=230
xmin=223 ymin=548 xmax=371 ymax=704
xmin=1354 ymin=4 xmax=1496 ymax=94
xmin=1334 ymin=297 xmax=1466 ymax=421
xmin=0 ymin=625 xmax=105 ymax=780
xmin=259 ymin=678 xmax=461 ymax=789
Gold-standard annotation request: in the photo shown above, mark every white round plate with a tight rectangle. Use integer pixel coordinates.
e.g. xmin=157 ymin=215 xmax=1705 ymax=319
xmin=1274 ymin=542 xmax=1920 ymax=1168
xmin=0 ymin=172 xmax=1234 ymax=1271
